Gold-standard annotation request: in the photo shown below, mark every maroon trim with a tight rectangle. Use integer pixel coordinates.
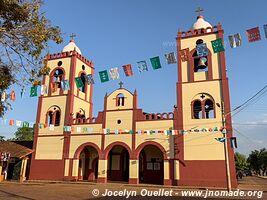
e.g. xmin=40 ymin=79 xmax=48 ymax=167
xmin=134 ymin=141 xmax=168 ymax=160
xmin=73 ymin=142 xmax=101 ymax=159
xmin=97 ymin=177 xmax=107 ymax=183
xmin=129 ymin=178 xmax=138 ymax=184
xmin=104 ymin=142 xmax=132 ymax=160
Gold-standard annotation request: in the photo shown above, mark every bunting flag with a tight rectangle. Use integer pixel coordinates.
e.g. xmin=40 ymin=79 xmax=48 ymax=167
xmin=228 ymin=35 xmax=236 ymax=48
xmin=150 ymin=56 xmax=162 ymax=70
xmin=164 ymin=52 xmax=177 ymax=64
xmin=122 ymin=64 xmax=133 ymax=76
xmin=196 ymin=43 xmax=208 ymax=57
xmin=20 ymin=88 xmax=26 ymax=98
xmin=11 ymin=90 xmax=16 ymax=101
xmin=137 ymin=61 xmax=148 ymax=73
xmin=63 ymin=126 xmax=72 ymax=132
xmin=23 ymin=121 xmax=29 ymax=128
xmin=1 ymin=91 xmax=6 ymax=102
xmin=179 ymin=48 xmax=190 ymax=62
xmin=109 ymin=67 xmax=120 ymax=80
xmin=9 ymin=120 xmax=14 ymax=126
xmin=38 ymin=123 xmax=44 ymax=129
xmin=41 ymin=85 xmax=48 ymax=95
xmin=99 ymin=70 xmax=109 ymax=83
xmin=215 ymin=137 xmax=226 ymax=143
xmin=16 ymin=120 xmax=22 ymax=127
xmin=211 ymin=38 xmax=225 ymax=53
xmin=30 ymin=86 xmax=37 ymax=97
xmin=234 ymin=33 xmax=242 ymax=47
xmin=75 ymin=77 xmax=84 ymax=88
xmin=76 ymin=127 xmax=81 ymax=133
xmin=246 ymin=27 xmax=261 ymax=42
xmin=263 ymin=24 xmax=267 ymax=38
xmin=1 ymin=119 xmax=7 ymax=125
xmin=85 ymin=74 xmax=95 ymax=85
xmin=50 ymin=82 xmax=58 ymax=93
xmin=29 ymin=122 xmax=34 ymax=128
xmin=230 ymin=137 xmax=237 ymax=148
xmin=49 ymin=124 xmax=54 ymax=131
xmin=61 ymin=80 xmax=70 ymax=91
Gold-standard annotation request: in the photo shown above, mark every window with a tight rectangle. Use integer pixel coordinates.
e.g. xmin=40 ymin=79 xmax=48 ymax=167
xmin=193 ymin=100 xmax=202 ymax=119
xmin=54 ymin=111 xmax=61 ymax=126
xmin=76 ymin=108 xmax=86 ymax=123
xmin=80 ymin=73 xmax=86 ymax=93
xmin=116 ymin=93 xmax=125 ymax=106
xmin=47 ymin=111 xmax=53 ymax=126
xmin=205 ymin=99 xmax=215 ymax=119
xmin=46 ymin=106 xmax=61 ymax=126
xmin=53 ymin=69 xmax=64 ymax=88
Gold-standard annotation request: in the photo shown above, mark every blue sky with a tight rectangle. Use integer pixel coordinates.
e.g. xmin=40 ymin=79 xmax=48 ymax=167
xmin=1 ymin=0 xmax=267 ymax=155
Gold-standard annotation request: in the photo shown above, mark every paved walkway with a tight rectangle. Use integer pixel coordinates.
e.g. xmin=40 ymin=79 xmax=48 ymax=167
xmin=0 ymin=176 xmax=266 ymax=200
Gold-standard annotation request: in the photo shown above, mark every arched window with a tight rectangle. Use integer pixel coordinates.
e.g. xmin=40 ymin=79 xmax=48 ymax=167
xmin=116 ymin=93 xmax=125 ymax=106
xmin=193 ymin=39 xmax=208 ymax=72
xmin=80 ymin=73 xmax=86 ymax=93
xmin=205 ymin=99 xmax=215 ymax=119
xmin=46 ymin=106 xmax=61 ymax=127
xmin=76 ymin=108 xmax=86 ymax=123
xmin=54 ymin=111 xmax=61 ymax=126
xmin=193 ymin=100 xmax=202 ymax=119
xmin=47 ymin=111 xmax=53 ymax=126
xmin=53 ymin=69 xmax=64 ymax=88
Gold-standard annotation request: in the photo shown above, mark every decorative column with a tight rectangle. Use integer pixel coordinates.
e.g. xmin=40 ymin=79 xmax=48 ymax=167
xmin=129 ymin=159 xmax=139 ymax=184
xmin=72 ymin=159 xmax=79 ymax=180
xmin=97 ymin=159 xmax=107 ymax=183
xmin=164 ymin=160 xmax=171 ymax=185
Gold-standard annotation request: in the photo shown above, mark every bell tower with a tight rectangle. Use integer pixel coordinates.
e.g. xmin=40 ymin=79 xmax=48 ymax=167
xmin=174 ymin=14 xmax=237 ymax=188
xmin=30 ymin=38 xmax=94 ymax=180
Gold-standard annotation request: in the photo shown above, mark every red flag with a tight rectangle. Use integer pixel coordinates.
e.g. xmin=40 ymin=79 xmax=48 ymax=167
xmin=11 ymin=90 xmax=16 ymax=101
xmin=9 ymin=120 xmax=14 ymax=126
xmin=246 ymin=27 xmax=261 ymax=42
xmin=179 ymin=48 xmax=190 ymax=62
xmin=122 ymin=64 xmax=133 ymax=76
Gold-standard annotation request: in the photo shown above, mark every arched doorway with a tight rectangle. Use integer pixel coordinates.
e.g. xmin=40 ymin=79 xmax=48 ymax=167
xmin=139 ymin=145 xmax=164 ymax=185
xmin=78 ymin=146 xmax=99 ymax=181
xmin=107 ymin=145 xmax=129 ymax=182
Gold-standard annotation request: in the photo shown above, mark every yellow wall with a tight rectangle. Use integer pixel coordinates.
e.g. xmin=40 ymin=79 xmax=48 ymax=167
xmin=105 ymin=111 xmax=133 ymax=131
xmin=35 ymin=136 xmax=63 ymax=159
xmin=105 ymin=134 xmax=132 ymax=151
xmin=136 ymin=120 xmax=173 ymax=130
xmin=69 ymin=135 xmax=102 ymax=158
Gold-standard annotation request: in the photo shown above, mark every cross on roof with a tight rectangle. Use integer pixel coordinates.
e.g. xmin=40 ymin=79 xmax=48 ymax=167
xmin=70 ymin=33 xmax=76 ymax=40
xmin=119 ymin=81 xmax=124 ymax=88
xmin=195 ymin=7 xmax=204 ymax=16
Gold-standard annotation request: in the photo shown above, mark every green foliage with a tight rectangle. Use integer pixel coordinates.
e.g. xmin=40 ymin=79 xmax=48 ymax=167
xmin=0 ymin=0 xmax=63 ymax=116
xmin=13 ymin=127 xmax=34 ymax=141
xmin=247 ymin=148 xmax=267 ymax=176
xmin=0 ymin=135 xmax=5 ymax=141
xmin=235 ymin=152 xmax=248 ymax=178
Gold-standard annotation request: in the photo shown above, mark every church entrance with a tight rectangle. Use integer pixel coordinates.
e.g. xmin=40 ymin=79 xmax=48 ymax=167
xmin=78 ymin=146 xmax=99 ymax=181
xmin=107 ymin=145 xmax=129 ymax=182
xmin=139 ymin=145 xmax=164 ymax=185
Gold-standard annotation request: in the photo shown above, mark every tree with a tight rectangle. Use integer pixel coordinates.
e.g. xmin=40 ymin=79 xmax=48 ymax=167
xmin=0 ymin=0 xmax=63 ymax=116
xmin=235 ymin=152 xmax=248 ymax=179
xmin=13 ymin=127 xmax=34 ymax=141
xmin=0 ymin=135 xmax=5 ymax=141
xmin=247 ymin=148 xmax=267 ymax=176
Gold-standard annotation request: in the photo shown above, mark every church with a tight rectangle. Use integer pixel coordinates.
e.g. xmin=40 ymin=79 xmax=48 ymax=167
xmin=29 ymin=15 xmax=238 ymax=188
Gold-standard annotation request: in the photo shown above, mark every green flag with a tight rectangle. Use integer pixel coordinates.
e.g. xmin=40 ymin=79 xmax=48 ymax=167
xmin=150 ymin=56 xmax=162 ymax=70
xmin=75 ymin=77 xmax=84 ymax=88
xmin=22 ymin=121 xmax=29 ymax=128
xmin=211 ymin=38 xmax=225 ymax=53
xmin=99 ymin=70 xmax=109 ymax=83
xmin=30 ymin=86 xmax=37 ymax=97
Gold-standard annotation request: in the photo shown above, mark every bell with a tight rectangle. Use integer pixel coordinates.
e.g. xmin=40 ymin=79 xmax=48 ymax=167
xmin=197 ymin=57 xmax=207 ymax=69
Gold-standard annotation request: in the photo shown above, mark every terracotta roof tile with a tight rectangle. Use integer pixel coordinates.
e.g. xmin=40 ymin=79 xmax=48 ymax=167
xmin=0 ymin=141 xmax=33 ymax=159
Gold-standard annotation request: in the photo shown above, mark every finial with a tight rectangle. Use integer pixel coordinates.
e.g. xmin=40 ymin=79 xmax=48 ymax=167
xmin=70 ymin=33 xmax=76 ymax=42
xmin=119 ymin=81 xmax=124 ymax=88
xmin=195 ymin=7 xmax=204 ymax=17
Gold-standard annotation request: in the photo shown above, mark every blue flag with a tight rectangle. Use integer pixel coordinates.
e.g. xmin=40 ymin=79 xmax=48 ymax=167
xmin=137 ymin=61 xmax=148 ymax=73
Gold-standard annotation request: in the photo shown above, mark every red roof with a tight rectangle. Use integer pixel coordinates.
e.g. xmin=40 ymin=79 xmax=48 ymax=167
xmin=0 ymin=141 xmax=33 ymax=159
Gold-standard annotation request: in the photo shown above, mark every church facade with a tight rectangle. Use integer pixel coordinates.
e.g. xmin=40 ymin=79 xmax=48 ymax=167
xmin=29 ymin=16 xmax=238 ymax=188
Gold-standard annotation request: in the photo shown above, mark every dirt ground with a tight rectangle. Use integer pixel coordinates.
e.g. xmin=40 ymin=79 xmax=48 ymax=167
xmin=0 ymin=176 xmax=266 ymax=200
